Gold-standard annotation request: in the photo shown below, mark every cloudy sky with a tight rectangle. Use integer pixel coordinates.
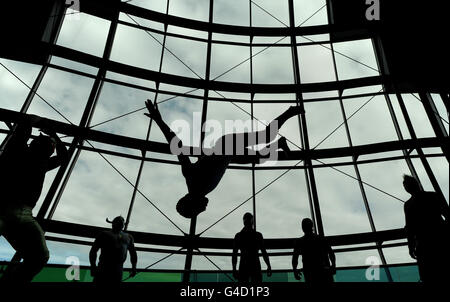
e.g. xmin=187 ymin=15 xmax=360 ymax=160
xmin=0 ymin=0 xmax=448 ymax=277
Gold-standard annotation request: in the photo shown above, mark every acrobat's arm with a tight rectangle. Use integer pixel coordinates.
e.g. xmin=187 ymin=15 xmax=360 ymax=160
xmin=144 ymin=100 xmax=192 ymax=169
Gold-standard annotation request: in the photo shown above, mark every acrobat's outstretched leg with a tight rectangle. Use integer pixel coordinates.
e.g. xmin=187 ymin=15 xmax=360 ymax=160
xmin=216 ymin=106 xmax=301 ymax=159
xmin=254 ymin=105 xmax=303 ymax=145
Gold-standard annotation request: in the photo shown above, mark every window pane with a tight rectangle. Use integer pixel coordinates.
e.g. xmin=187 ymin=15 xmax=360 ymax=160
xmin=128 ymin=0 xmax=168 ymax=13
xmin=334 ymin=39 xmax=379 ymax=80
xmin=254 ymin=103 xmax=302 ymax=150
xmin=0 ymin=59 xmax=42 ymax=111
xmin=52 ymin=151 xmax=140 ymax=227
xmin=211 ymin=44 xmax=250 ymax=83
xmin=91 ymin=82 xmax=156 ymax=140
xmin=427 ymin=157 xmax=449 ymax=203
xmin=27 ymin=67 xmax=95 ymax=124
xmin=251 ymin=0 xmax=289 ymax=27
xmin=315 ymin=165 xmax=372 ymax=235
xmin=149 ymin=92 xmax=203 ymax=147
xmin=197 ymin=169 xmax=253 ymax=238
xmin=214 ymin=0 xmax=249 ymax=26
xmin=127 ymin=161 xmax=191 ymax=235
xmin=111 ymin=24 xmax=163 ymax=72
xmin=255 ymin=170 xmax=310 ymax=239
xmin=56 ymin=13 xmax=111 ymax=57
xmin=298 ymin=44 xmax=336 ymax=83
xmin=294 ymin=0 xmax=328 ymax=27
xmin=402 ymin=94 xmax=436 ymax=138
xmin=253 ymin=46 xmax=294 ymax=84
xmin=162 ymin=36 xmax=207 ymax=78
xmin=304 ymin=100 xmax=349 ymax=149
xmin=383 ymin=245 xmax=414 ymax=265
xmin=345 ymin=95 xmax=398 ymax=145
xmin=169 ymin=0 xmax=209 ymax=22
xmin=358 ymin=160 xmax=410 ymax=231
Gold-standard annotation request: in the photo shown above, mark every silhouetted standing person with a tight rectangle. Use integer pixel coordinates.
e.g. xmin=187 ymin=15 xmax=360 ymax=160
xmin=403 ymin=175 xmax=450 ymax=283
xmin=232 ymin=213 xmax=272 ymax=282
xmin=145 ymin=100 xmax=302 ymax=218
xmin=0 ymin=116 xmax=68 ymax=282
xmin=90 ymin=216 xmax=138 ymax=283
xmin=292 ymin=218 xmax=336 ymax=284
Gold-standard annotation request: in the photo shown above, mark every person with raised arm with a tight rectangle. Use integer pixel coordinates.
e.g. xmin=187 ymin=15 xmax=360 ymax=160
xmin=144 ymin=100 xmax=302 ymax=218
xmin=0 ymin=115 xmax=68 ymax=282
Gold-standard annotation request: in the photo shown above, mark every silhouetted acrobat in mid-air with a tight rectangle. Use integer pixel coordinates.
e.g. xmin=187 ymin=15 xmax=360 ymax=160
xmin=402 ymin=175 xmax=450 ymax=283
xmin=292 ymin=218 xmax=336 ymax=284
xmin=232 ymin=213 xmax=272 ymax=282
xmin=0 ymin=115 xmax=68 ymax=282
xmin=145 ymin=100 xmax=302 ymax=218
xmin=90 ymin=216 xmax=138 ymax=283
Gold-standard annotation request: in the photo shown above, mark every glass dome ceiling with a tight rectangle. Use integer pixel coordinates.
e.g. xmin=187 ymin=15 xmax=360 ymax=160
xmin=0 ymin=0 xmax=448 ymax=279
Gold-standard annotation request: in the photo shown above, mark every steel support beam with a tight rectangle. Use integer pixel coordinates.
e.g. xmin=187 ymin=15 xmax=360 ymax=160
xmin=288 ymin=0 xmax=324 ymax=236
xmin=40 ymin=219 xmax=407 ymax=250
xmin=418 ymin=92 xmax=449 ymax=162
xmin=395 ymin=93 xmax=447 ymax=201
xmin=329 ymin=37 xmax=392 ymax=280
xmin=0 ymin=1 xmax=66 ymax=154
xmin=124 ymin=0 xmax=171 ymax=231
xmin=37 ymin=1 xmax=121 ymax=219
xmin=183 ymin=0 xmax=215 ymax=283
xmin=0 ymin=108 xmax=445 ymax=161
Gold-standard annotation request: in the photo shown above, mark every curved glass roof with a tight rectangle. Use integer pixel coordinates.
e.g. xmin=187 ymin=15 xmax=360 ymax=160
xmin=0 ymin=0 xmax=448 ymax=276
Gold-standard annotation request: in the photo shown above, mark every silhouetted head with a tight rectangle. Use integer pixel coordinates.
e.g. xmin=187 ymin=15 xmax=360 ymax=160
xmin=403 ymin=174 xmax=421 ymax=195
xmin=302 ymin=218 xmax=314 ymax=235
xmin=176 ymin=193 xmax=208 ymax=219
xmin=243 ymin=212 xmax=254 ymax=228
xmin=111 ymin=216 xmax=125 ymax=233
xmin=29 ymin=134 xmax=55 ymax=159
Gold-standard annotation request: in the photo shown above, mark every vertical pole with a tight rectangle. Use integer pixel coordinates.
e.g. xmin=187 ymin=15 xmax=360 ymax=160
xmin=395 ymin=93 xmax=447 ymax=200
xmin=418 ymin=92 xmax=449 ymax=162
xmin=439 ymin=93 xmax=449 ymax=117
xmin=382 ymin=93 xmax=421 ymax=183
xmin=288 ymin=0 xmax=324 ymax=236
xmin=371 ymin=37 xmax=421 ymax=180
xmin=124 ymin=0 xmax=171 ymax=230
xmin=249 ymin=0 xmax=257 ymax=230
xmin=329 ymin=35 xmax=392 ymax=281
xmin=38 ymin=1 xmax=121 ymax=219
xmin=372 ymin=36 xmax=446 ymax=199
xmin=199 ymin=0 xmax=214 ymax=147
xmin=182 ymin=216 xmax=197 ymax=282
xmin=0 ymin=1 xmax=66 ymax=153
xmin=441 ymin=92 xmax=450 ymax=136
xmin=183 ymin=0 xmax=214 ymax=282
